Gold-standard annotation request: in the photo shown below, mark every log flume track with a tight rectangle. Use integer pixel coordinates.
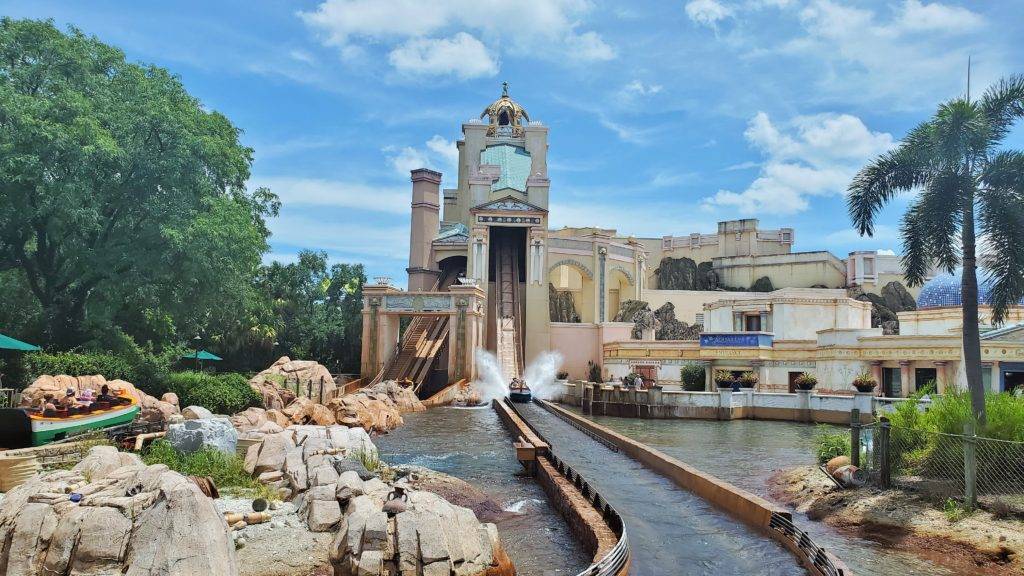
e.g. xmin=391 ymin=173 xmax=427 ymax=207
xmin=514 ymin=401 xmax=807 ymax=576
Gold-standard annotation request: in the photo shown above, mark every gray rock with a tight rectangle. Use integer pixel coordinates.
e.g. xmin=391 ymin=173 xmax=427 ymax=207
xmin=336 ymin=471 xmax=365 ymax=502
xmin=166 ymin=418 xmax=238 ymax=454
xmin=332 ymin=458 xmax=375 ymax=480
xmin=306 ymin=500 xmax=341 ymax=532
xmin=181 ymin=405 xmax=214 ymax=420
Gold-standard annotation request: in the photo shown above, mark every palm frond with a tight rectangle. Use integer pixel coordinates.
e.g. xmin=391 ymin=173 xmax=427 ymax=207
xmin=898 ymin=174 xmax=963 ymax=286
xmin=978 ymin=152 xmax=1024 ymax=324
xmin=981 ymin=75 xmax=1024 ymax=145
xmin=847 ymin=123 xmax=932 ymax=235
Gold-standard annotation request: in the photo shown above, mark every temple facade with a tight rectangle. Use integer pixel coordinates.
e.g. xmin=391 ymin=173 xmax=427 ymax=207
xmin=361 ymin=86 xmax=1024 ymax=397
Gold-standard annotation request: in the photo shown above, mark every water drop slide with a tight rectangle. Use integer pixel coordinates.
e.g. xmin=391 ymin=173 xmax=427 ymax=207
xmin=493 ymin=232 xmax=524 ymax=383
xmin=373 ymin=270 xmax=459 ymax=394
xmin=513 ymin=401 xmax=808 ymax=576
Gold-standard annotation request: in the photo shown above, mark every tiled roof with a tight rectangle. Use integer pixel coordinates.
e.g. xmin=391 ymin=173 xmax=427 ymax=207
xmin=917 ymin=268 xmax=1024 ymax=309
xmin=480 ymin=144 xmax=531 ymax=192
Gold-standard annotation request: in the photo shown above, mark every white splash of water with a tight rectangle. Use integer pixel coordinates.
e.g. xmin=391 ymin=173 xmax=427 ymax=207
xmin=471 ymin=347 xmax=565 ymax=402
xmin=523 ymin=350 xmax=564 ymax=401
xmin=503 ymin=498 xmax=543 ymax=513
xmin=473 ymin=348 xmax=508 ymax=403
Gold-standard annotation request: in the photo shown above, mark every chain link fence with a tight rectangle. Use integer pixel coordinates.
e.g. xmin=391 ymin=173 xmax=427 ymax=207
xmin=857 ymin=417 xmax=1024 ymax=509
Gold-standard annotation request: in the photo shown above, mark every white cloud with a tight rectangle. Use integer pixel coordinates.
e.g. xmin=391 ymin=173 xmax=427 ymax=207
xmin=685 ymin=0 xmax=734 ymax=29
xmin=785 ymin=0 xmax=988 ymax=105
xmin=703 ymin=111 xmax=894 ymax=215
xmin=621 ymin=80 xmax=663 ymax=98
xmin=299 ymin=0 xmax=614 ymax=76
xmin=385 ymin=135 xmax=460 ymax=177
xmin=252 ymin=176 xmax=409 ymax=214
xmin=388 ymin=33 xmax=498 ymax=79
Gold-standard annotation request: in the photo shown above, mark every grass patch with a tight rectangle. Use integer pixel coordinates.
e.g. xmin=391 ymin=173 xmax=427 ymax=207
xmin=142 ymin=439 xmax=277 ymax=500
xmin=815 ymin=425 xmax=851 ymax=464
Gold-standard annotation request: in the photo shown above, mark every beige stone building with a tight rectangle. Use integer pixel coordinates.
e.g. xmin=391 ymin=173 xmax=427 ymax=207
xmin=360 ymin=87 xmax=1024 ymax=398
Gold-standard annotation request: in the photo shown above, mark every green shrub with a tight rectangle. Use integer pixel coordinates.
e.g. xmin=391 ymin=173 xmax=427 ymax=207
xmin=142 ymin=439 xmax=275 ymax=499
xmin=888 ymin=389 xmax=1024 ymax=442
xmin=680 ymin=364 xmax=705 ymax=391
xmin=20 ymin=344 xmax=185 ymax=392
xmin=163 ymin=371 xmax=261 ymax=414
xmin=587 ymin=361 xmax=602 ymax=383
xmin=815 ymin=426 xmax=850 ymax=464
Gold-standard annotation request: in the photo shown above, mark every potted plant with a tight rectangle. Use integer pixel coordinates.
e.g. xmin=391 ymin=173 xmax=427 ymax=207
xmin=714 ymin=370 xmax=735 ymax=389
xmin=738 ymin=371 xmax=759 ymax=389
xmin=794 ymin=372 xmax=817 ymax=391
xmin=852 ymin=371 xmax=878 ymax=393
xmin=556 ymin=371 xmax=569 ymax=381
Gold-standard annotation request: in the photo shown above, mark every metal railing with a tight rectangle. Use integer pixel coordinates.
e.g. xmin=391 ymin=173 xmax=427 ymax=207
xmin=503 ymin=399 xmax=630 ymax=576
xmin=769 ymin=513 xmax=847 ymax=576
xmin=0 ymin=388 xmax=17 ymax=408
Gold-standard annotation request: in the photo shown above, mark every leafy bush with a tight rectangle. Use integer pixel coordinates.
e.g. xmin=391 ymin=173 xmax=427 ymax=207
xmin=888 ymin=389 xmax=1024 ymax=442
xmin=815 ymin=426 xmax=850 ymax=464
xmin=680 ymin=364 xmax=705 ymax=391
xmin=20 ymin=344 xmax=186 ymax=392
xmin=587 ymin=361 xmax=602 ymax=383
xmin=163 ymin=371 xmax=261 ymax=414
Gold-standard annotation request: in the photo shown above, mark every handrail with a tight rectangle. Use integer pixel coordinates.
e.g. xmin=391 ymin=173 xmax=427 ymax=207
xmin=502 ymin=399 xmax=630 ymax=576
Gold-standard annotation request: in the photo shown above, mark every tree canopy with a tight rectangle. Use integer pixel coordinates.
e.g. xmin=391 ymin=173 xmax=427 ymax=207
xmin=0 ymin=19 xmax=364 ymax=376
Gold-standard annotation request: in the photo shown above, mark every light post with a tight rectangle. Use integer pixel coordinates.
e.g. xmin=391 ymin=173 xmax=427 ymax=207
xmin=192 ymin=335 xmax=202 ymax=371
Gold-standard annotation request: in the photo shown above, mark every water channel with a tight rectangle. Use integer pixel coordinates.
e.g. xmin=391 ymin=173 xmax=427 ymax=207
xmin=374 ymin=406 xmax=591 ymax=576
xmin=570 ymin=407 xmax=955 ymax=576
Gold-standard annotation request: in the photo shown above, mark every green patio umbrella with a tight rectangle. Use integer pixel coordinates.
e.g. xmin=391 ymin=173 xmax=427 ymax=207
xmin=0 ymin=333 xmax=41 ymax=352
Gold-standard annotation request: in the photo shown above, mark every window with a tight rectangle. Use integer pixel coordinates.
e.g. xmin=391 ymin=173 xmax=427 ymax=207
xmin=695 ymin=313 xmax=704 ymax=326
xmin=744 ymin=314 xmax=761 ymax=332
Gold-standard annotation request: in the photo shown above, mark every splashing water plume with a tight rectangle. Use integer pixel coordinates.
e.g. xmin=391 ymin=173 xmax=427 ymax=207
xmin=472 ymin=348 xmax=565 ymax=402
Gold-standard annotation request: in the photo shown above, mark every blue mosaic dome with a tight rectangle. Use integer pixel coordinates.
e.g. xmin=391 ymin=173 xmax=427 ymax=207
xmin=916 ymin=268 xmax=1024 ymax=309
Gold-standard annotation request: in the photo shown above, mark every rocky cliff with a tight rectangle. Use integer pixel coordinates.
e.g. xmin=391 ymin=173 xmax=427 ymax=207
xmin=548 ymin=283 xmax=580 ymax=323
xmin=849 ymin=281 xmax=917 ymax=335
xmin=0 ymin=446 xmax=237 ymax=576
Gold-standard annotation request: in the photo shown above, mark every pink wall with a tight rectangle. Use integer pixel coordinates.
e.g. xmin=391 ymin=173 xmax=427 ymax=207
xmin=550 ymin=322 xmax=634 ymax=380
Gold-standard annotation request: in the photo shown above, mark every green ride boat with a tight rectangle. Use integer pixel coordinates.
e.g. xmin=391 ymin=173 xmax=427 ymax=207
xmin=0 ymin=396 xmax=139 ymax=449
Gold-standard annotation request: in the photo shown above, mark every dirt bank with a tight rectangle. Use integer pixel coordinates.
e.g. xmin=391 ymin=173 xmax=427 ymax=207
xmin=769 ymin=465 xmax=1023 ymax=575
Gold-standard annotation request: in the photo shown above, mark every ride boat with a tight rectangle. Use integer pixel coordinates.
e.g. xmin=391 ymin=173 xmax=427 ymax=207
xmin=0 ymin=393 xmax=139 ymax=449
xmin=509 ymin=378 xmax=532 ymax=403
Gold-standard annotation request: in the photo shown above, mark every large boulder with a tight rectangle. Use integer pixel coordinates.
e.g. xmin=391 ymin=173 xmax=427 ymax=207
xmin=0 ymin=446 xmax=237 ymax=576
xmin=881 ymin=281 xmax=917 ymax=313
xmin=18 ymin=375 xmax=179 ymax=424
xmin=656 ymin=256 xmax=698 ymax=290
xmin=613 ymin=299 xmax=649 ymax=323
xmin=249 ymin=356 xmax=337 ymax=409
xmin=166 ymin=417 xmax=238 ymax=454
xmin=653 ymin=302 xmax=699 ymax=341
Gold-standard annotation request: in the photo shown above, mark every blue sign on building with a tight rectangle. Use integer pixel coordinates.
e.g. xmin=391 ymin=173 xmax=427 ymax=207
xmin=699 ymin=333 xmax=772 ymax=347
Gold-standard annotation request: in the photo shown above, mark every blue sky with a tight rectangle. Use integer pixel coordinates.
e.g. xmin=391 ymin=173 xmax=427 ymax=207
xmin=6 ymin=0 xmax=1024 ymax=282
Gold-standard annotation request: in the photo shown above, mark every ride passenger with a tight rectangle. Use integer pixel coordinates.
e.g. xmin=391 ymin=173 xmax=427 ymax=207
xmin=97 ymin=384 xmax=117 ymax=404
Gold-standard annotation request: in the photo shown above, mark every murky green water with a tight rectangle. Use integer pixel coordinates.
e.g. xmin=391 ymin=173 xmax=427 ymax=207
xmin=572 ymin=408 xmax=955 ymax=576
xmin=374 ymin=406 xmax=591 ymax=576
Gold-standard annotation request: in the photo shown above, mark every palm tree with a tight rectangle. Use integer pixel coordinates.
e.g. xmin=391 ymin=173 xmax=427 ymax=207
xmin=847 ymin=76 xmax=1024 ymax=425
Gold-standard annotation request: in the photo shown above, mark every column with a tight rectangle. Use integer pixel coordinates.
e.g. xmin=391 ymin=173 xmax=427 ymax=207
xmin=989 ymin=361 xmax=1001 ymax=393
xmin=871 ymin=361 xmax=883 ymax=395
xmin=453 ymin=298 xmax=469 ymax=381
xmin=528 ymin=235 xmax=543 ymax=285
xmin=598 ymin=246 xmax=608 ymax=323
xmin=899 ymin=361 xmax=912 ymax=397
xmin=752 ymin=360 xmax=768 ymax=391
xmin=703 ymin=361 xmax=713 ymax=391
xmin=933 ymin=361 xmax=948 ymax=394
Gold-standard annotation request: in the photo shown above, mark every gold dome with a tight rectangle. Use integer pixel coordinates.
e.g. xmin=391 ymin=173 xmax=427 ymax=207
xmin=480 ymin=82 xmax=529 ymax=136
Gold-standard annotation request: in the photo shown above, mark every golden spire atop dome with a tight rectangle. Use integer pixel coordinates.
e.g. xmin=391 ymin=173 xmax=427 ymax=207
xmin=480 ymin=81 xmax=529 ymax=136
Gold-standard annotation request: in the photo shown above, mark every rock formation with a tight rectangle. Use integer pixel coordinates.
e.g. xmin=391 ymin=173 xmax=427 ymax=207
xmin=166 ymin=417 xmax=238 ymax=454
xmin=0 ymin=445 xmax=237 ymax=576
xmin=612 ymin=299 xmax=649 ymax=323
xmin=237 ymin=425 xmax=514 ymax=576
xmin=656 ymin=257 xmax=718 ymax=290
xmin=750 ymin=276 xmax=775 ymax=292
xmin=631 ymin=306 xmax=658 ymax=340
xmin=249 ymin=357 xmax=338 ymax=409
xmin=653 ymin=302 xmax=701 ymax=340
xmin=548 ymin=283 xmax=580 ymax=323
xmin=849 ymin=281 xmax=916 ymax=335
xmin=18 ymin=375 xmax=179 ymax=423
xmin=233 ymin=381 xmax=424 ymax=435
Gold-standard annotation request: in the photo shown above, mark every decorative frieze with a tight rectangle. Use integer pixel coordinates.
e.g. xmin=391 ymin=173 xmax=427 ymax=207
xmin=383 ymin=294 xmax=453 ymax=313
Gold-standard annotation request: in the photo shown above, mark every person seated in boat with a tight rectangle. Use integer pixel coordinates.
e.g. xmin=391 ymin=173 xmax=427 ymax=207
xmin=97 ymin=384 xmax=117 ymax=404
xmin=77 ymin=388 xmax=95 ymax=406
xmin=61 ymin=388 xmax=81 ymax=410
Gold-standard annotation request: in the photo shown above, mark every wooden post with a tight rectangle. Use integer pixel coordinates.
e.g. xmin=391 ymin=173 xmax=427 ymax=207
xmin=964 ymin=421 xmax=978 ymax=510
xmin=878 ymin=417 xmax=891 ymax=489
xmin=850 ymin=408 xmax=861 ymax=468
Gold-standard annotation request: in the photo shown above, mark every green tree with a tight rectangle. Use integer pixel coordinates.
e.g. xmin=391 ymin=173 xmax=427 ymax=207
xmin=0 ymin=19 xmax=278 ymax=349
xmin=847 ymin=75 xmax=1024 ymax=425
xmin=259 ymin=251 xmax=365 ymax=373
